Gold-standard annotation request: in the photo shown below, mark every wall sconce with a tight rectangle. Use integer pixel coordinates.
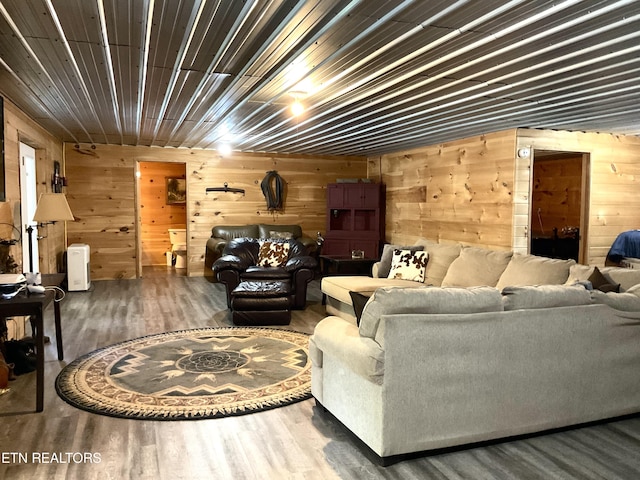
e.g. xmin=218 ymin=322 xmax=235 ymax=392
xmin=52 ymin=161 xmax=67 ymax=192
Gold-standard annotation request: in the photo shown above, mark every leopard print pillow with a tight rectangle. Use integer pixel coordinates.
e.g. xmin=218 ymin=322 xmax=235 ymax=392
xmin=257 ymin=241 xmax=290 ymax=267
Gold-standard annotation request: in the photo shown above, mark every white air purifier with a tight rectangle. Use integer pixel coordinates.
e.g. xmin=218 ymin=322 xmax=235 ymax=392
xmin=67 ymin=243 xmax=91 ymax=291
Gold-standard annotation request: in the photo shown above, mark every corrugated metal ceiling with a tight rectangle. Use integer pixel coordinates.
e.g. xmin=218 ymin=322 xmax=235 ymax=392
xmin=0 ymin=0 xmax=638 ymax=156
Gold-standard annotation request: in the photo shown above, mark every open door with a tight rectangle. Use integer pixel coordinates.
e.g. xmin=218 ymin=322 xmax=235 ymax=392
xmin=19 ymin=142 xmax=38 ymax=272
xmin=529 ymin=150 xmax=589 ymax=264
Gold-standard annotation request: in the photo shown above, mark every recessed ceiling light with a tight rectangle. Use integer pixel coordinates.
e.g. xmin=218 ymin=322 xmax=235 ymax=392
xmin=291 ymin=100 xmax=304 ymax=116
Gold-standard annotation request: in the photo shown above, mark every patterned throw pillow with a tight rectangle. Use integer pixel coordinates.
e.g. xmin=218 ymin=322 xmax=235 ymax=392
xmin=386 ymin=249 xmax=429 ymax=282
xmin=269 ymin=231 xmax=294 ymax=239
xmin=257 ymin=241 xmax=290 ymax=267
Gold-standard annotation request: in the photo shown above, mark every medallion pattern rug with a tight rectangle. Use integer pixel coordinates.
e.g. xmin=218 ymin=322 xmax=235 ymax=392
xmin=55 ymin=327 xmax=312 ymax=420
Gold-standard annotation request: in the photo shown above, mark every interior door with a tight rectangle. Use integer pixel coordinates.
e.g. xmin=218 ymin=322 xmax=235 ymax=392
xmin=20 ymin=142 xmax=38 ymax=272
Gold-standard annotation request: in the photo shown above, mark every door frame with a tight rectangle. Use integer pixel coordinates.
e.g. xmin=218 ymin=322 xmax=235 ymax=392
xmin=134 ymin=160 xmax=188 ymax=277
xmin=19 ymin=142 xmax=38 ymax=272
xmin=528 ymin=149 xmax=590 ymax=264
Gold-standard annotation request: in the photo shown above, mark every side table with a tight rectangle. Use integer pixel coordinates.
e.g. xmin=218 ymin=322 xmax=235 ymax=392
xmin=0 ymin=273 xmax=66 ymax=412
xmin=319 ymin=255 xmax=377 ymax=277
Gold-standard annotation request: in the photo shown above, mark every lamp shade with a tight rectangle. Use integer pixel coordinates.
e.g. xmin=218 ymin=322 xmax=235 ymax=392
xmin=32 ymin=193 xmax=75 ymax=223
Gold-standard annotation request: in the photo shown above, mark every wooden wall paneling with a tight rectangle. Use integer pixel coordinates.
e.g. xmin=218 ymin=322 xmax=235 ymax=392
xmin=189 ymin=152 xmax=366 ymax=276
xmin=517 ymin=129 xmax=640 ymax=266
xmin=65 ymin=147 xmax=137 ymax=280
xmin=64 ymin=144 xmax=366 ymax=279
xmin=378 ymin=127 xmax=640 ymax=266
xmin=374 ymin=130 xmax=517 ymax=250
xmin=1 ymin=97 xmax=63 ymax=274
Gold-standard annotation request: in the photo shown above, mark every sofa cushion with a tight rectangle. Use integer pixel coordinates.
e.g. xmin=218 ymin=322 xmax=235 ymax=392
xmin=441 ymin=247 xmax=512 ymax=287
xmin=268 ymin=231 xmax=294 ymax=239
xmin=590 ymin=284 xmax=640 ymax=311
xmin=377 ymin=244 xmax=424 ymax=278
xmin=212 ymin=224 xmax=259 ymax=239
xmin=387 ymin=249 xmax=429 ymax=282
xmin=414 ymin=240 xmax=462 ymax=286
xmin=567 ymin=264 xmax=640 ymax=292
xmin=257 ymin=240 xmax=290 ymax=267
xmin=359 ymin=286 xmax=504 ymax=341
xmin=600 ymin=267 xmax=640 ymax=292
xmin=502 ymin=285 xmax=592 ymax=311
xmin=321 ymin=275 xmax=422 ymax=306
xmin=495 ymin=253 xmax=575 ymax=290
xmin=258 ymin=223 xmax=302 ymax=239
xmin=566 ymin=263 xmax=595 ymax=284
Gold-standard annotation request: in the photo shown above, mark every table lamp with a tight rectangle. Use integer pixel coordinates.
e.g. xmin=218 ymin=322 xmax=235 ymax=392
xmin=27 ymin=193 xmax=75 ymax=273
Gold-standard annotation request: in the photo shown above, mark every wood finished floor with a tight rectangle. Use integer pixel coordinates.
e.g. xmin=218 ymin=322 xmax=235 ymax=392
xmin=1 ymin=267 xmax=640 ymax=480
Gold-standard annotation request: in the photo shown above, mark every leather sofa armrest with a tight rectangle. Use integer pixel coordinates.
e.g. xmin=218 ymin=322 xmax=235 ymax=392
xmin=206 ymin=237 xmax=228 ymax=256
xmin=298 ymin=235 xmax=318 ymax=255
xmin=212 ymin=254 xmax=252 ymax=273
xmin=284 ymin=255 xmax=318 ymax=272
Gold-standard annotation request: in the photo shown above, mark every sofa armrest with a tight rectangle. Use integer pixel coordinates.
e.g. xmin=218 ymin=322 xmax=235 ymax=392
xmin=212 ymin=254 xmax=252 ymax=273
xmin=298 ymin=235 xmax=318 ymax=256
xmin=372 ymin=262 xmax=381 ymax=277
xmin=205 ymin=238 xmax=230 ymax=281
xmin=311 ymin=316 xmax=385 ymax=384
xmin=284 ymin=255 xmax=318 ymax=272
xmin=206 ymin=237 xmax=228 ymax=256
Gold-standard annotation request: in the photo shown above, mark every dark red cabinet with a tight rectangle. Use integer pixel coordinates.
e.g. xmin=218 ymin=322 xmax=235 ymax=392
xmin=323 ymin=183 xmax=385 ymax=259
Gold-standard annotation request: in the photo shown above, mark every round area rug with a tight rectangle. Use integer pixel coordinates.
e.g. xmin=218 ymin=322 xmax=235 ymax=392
xmin=55 ymin=327 xmax=312 ymax=420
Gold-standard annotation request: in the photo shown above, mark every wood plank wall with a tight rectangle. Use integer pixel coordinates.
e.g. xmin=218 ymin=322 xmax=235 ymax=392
xmin=517 ymin=129 xmax=640 ymax=266
xmin=139 ymin=162 xmax=187 ymax=266
xmin=65 ymin=143 xmax=366 ymax=280
xmin=369 ymin=130 xmax=518 ymax=250
xmin=371 ymin=127 xmax=640 ymax=267
xmin=0 ymin=96 xmax=63 ymax=274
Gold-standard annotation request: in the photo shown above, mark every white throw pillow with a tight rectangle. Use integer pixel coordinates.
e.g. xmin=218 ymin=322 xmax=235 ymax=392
xmin=386 ymin=249 xmax=429 ymax=282
xmin=377 ymin=244 xmax=424 ymax=278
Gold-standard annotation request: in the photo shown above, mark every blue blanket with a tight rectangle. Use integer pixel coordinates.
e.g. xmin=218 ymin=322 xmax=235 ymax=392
xmin=608 ymin=230 xmax=640 ymax=259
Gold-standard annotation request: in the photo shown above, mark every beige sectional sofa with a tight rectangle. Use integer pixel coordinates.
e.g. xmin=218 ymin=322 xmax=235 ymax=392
xmin=310 ymin=283 xmax=640 ymax=465
xmin=321 ymin=238 xmax=640 ymax=323
xmin=313 ymin=238 xmax=640 ymax=464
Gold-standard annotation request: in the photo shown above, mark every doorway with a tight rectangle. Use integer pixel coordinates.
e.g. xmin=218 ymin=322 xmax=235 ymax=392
xmin=529 ymin=150 xmax=590 ymax=263
xmin=19 ymin=142 xmax=38 ymax=272
xmin=136 ymin=161 xmax=187 ymax=277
